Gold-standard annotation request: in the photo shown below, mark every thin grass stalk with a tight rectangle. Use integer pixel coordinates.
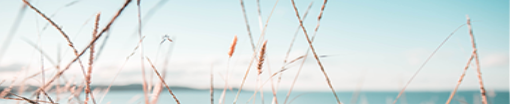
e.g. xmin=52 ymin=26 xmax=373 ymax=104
xmin=129 ymin=0 xmax=170 ymax=37
xmin=21 ymin=39 xmax=57 ymax=66
xmin=23 ymin=0 xmax=89 ymax=87
xmin=392 ymin=24 xmax=466 ymax=104
xmin=136 ymin=0 xmax=150 ymax=104
xmin=210 ymin=65 xmax=214 ymax=104
xmin=275 ymin=3 xmax=313 ymax=94
xmin=290 ymin=0 xmax=341 ymax=104
xmin=94 ymin=31 xmax=111 ymax=61
xmin=1 ymin=73 xmax=20 ymax=98
xmin=466 ymin=15 xmax=488 ymax=104
xmin=55 ymin=45 xmax=61 ymax=102
xmin=17 ymin=83 xmax=27 ymax=104
xmin=278 ymin=2 xmax=317 ymax=104
xmin=219 ymin=58 xmax=231 ymax=104
xmin=233 ymin=1 xmax=280 ymax=103
xmin=98 ymin=59 xmax=128 ymax=104
xmin=350 ymin=70 xmax=367 ymax=104
xmin=41 ymin=0 xmax=81 ymax=31
xmin=446 ymin=53 xmax=475 ymax=104
xmin=0 ymin=4 xmax=27 ymax=64
xmin=85 ymin=13 xmax=100 ymax=104
xmin=282 ymin=1 xmax=313 ymax=65
xmin=38 ymin=29 xmax=45 ymax=103
xmin=32 ymin=0 xmax=132 ymax=95
xmin=233 ymin=56 xmax=257 ymax=104
xmin=159 ymin=37 xmax=175 ymax=102
xmin=256 ymin=0 xmax=279 ymax=47
xmin=256 ymin=0 xmax=263 ymax=32
xmin=39 ymin=88 xmax=55 ymax=104
xmin=239 ymin=0 xmax=256 ymax=51
xmin=146 ymin=58 xmax=181 ymax=104
xmin=266 ymin=61 xmax=278 ymax=104
xmin=257 ymin=74 xmax=264 ymax=104
xmin=1 ymin=97 xmax=54 ymax=104
xmin=288 ymin=93 xmax=309 ymax=104
xmin=150 ymin=36 xmax=172 ymax=104
xmin=247 ymin=73 xmax=261 ymax=104
xmin=282 ymin=51 xmax=306 ymax=104
xmin=99 ymin=37 xmax=144 ymax=104
xmin=0 ymin=80 xmax=4 ymax=86
xmin=73 ymin=83 xmax=85 ymax=104
xmin=6 ymin=92 xmax=41 ymax=104
xmin=455 ymin=97 xmax=469 ymax=104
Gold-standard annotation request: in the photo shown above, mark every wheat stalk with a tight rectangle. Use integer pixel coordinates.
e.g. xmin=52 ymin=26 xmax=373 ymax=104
xmin=255 ymin=40 xmax=268 ymax=104
xmin=228 ymin=35 xmax=238 ymax=58
xmin=258 ymin=40 xmax=267 ymax=75
xmin=85 ymin=12 xmax=100 ymax=104
xmin=220 ymin=35 xmax=238 ymax=104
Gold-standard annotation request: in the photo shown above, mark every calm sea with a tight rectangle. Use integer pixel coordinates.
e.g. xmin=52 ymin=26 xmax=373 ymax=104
xmin=2 ymin=90 xmax=508 ymax=104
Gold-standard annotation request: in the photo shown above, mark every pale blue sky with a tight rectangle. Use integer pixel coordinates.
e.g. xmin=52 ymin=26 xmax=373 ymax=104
xmin=0 ymin=0 xmax=507 ymax=91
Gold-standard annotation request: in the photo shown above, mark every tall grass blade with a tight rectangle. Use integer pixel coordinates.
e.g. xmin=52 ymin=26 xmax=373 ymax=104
xmin=147 ymin=57 xmax=181 ymax=104
xmin=392 ymin=24 xmax=465 ymax=104
xmin=290 ymin=0 xmax=341 ymax=104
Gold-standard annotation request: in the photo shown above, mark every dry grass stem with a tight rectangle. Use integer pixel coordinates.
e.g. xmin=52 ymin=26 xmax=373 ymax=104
xmin=4 ymin=92 xmax=49 ymax=104
xmin=39 ymin=88 xmax=56 ymax=104
xmin=23 ymin=0 xmax=89 ymax=83
xmin=466 ymin=15 xmax=488 ymax=104
xmin=32 ymin=0 xmax=132 ymax=95
xmin=290 ymin=0 xmax=341 ymax=104
xmin=99 ymin=36 xmax=145 ymax=104
xmin=219 ymin=57 xmax=233 ymax=104
xmin=146 ymin=57 xmax=181 ymax=104
xmin=446 ymin=53 xmax=475 ymax=104
xmin=266 ymin=61 xmax=278 ymax=104
xmin=276 ymin=3 xmax=313 ymax=101
xmin=21 ymin=39 xmax=57 ymax=66
xmin=239 ymin=0 xmax=256 ymax=51
xmin=210 ymin=66 xmax=214 ymax=104
xmin=0 ymin=78 xmax=18 ymax=98
xmin=85 ymin=12 xmax=100 ymax=104
xmin=233 ymin=0 xmax=279 ymax=103
xmin=0 ymin=4 xmax=27 ymax=64
xmin=256 ymin=0 xmax=263 ymax=32
xmin=136 ymin=0 xmax=150 ymax=103
xmin=2 ymin=97 xmax=55 ymax=104
xmin=0 ymin=80 xmax=4 ymax=86
xmin=392 ymin=24 xmax=466 ymax=104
